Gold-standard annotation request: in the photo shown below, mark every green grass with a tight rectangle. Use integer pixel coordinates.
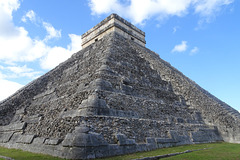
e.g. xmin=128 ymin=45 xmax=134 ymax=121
xmin=0 ymin=146 xmax=65 ymax=160
xmin=98 ymin=142 xmax=240 ymax=160
xmin=165 ymin=143 xmax=240 ymax=160
xmin=0 ymin=143 xmax=240 ymax=160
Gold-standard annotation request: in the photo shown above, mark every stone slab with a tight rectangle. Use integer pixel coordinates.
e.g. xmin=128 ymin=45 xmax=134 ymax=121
xmin=115 ymin=134 xmax=136 ymax=146
xmin=0 ymin=132 xmax=14 ymax=143
xmin=156 ymin=138 xmax=176 ymax=144
xmin=45 ymin=138 xmax=62 ymax=145
xmin=0 ymin=122 xmax=26 ymax=132
xmin=32 ymin=137 xmax=46 ymax=144
xmin=17 ymin=134 xmax=36 ymax=144
xmin=146 ymin=137 xmax=156 ymax=144
xmin=62 ymin=131 xmax=108 ymax=147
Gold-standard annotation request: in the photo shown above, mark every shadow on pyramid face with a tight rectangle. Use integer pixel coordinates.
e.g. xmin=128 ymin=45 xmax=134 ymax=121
xmin=0 ymin=14 xmax=240 ymax=159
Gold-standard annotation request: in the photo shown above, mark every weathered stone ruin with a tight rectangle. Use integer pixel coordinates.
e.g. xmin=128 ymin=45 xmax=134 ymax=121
xmin=0 ymin=14 xmax=240 ymax=159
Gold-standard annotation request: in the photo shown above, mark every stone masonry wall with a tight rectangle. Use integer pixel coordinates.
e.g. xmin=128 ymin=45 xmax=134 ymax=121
xmin=128 ymin=35 xmax=240 ymax=143
xmin=0 ymin=32 xmax=235 ymax=159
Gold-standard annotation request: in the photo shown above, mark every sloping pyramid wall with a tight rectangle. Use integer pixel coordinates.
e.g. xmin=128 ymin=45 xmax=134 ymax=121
xmin=0 ymin=32 xmax=239 ymax=159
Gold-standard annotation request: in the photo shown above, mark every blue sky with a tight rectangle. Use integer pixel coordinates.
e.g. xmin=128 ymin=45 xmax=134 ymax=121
xmin=0 ymin=0 xmax=239 ymax=112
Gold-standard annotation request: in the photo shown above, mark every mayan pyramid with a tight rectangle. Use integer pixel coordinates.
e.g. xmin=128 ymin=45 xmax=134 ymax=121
xmin=0 ymin=14 xmax=240 ymax=159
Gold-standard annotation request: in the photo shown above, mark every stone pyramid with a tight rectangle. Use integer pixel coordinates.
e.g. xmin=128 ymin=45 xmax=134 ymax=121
xmin=0 ymin=14 xmax=240 ymax=159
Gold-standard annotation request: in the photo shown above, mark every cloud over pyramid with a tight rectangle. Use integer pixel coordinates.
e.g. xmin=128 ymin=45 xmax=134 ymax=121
xmin=0 ymin=14 xmax=240 ymax=159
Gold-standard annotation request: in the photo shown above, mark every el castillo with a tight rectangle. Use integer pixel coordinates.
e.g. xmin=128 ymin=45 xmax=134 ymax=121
xmin=0 ymin=14 xmax=240 ymax=159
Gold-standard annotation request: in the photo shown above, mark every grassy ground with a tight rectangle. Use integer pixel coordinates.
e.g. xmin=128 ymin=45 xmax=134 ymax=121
xmin=165 ymin=143 xmax=240 ymax=160
xmin=99 ymin=142 xmax=240 ymax=160
xmin=0 ymin=142 xmax=239 ymax=160
xmin=0 ymin=147 xmax=65 ymax=160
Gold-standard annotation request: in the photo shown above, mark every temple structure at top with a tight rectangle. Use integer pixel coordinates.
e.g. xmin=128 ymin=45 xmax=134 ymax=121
xmin=81 ymin=14 xmax=146 ymax=48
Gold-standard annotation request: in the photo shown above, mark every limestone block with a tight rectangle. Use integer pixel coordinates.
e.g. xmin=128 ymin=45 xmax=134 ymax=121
xmin=115 ymin=134 xmax=136 ymax=146
xmin=32 ymin=137 xmax=46 ymax=144
xmin=116 ymin=138 xmax=136 ymax=146
xmin=0 ymin=122 xmax=26 ymax=132
xmin=17 ymin=134 xmax=36 ymax=144
xmin=10 ymin=114 xmax=23 ymax=123
xmin=62 ymin=132 xmax=88 ymax=147
xmin=191 ymin=129 xmax=222 ymax=142
xmin=62 ymin=131 xmax=108 ymax=147
xmin=146 ymin=143 xmax=157 ymax=151
xmin=125 ymin=139 xmax=136 ymax=145
xmin=62 ymin=147 xmax=87 ymax=160
xmin=156 ymin=138 xmax=176 ymax=144
xmin=15 ymin=108 xmax=26 ymax=115
xmin=176 ymin=134 xmax=193 ymax=145
xmin=157 ymin=143 xmax=163 ymax=148
xmin=191 ymin=131 xmax=209 ymax=142
xmin=89 ymin=78 xmax=113 ymax=91
xmin=169 ymin=130 xmax=180 ymax=142
xmin=59 ymin=109 xmax=81 ymax=118
xmin=90 ymin=132 xmax=109 ymax=146
xmin=146 ymin=137 xmax=156 ymax=144
xmin=79 ymin=93 xmax=107 ymax=109
xmin=45 ymin=138 xmax=62 ymax=145
xmin=136 ymin=144 xmax=147 ymax=152
xmin=8 ymin=132 xmax=21 ymax=143
xmin=79 ymin=107 xmax=111 ymax=116
xmin=75 ymin=126 xmax=89 ymax=133
xmin=109 ymin=109 xmax=139 ymax=118
xmin=162 ymin=143 xmax=174 ymax=148
xmin=94 ymin=145 xmax=111 ymax=158
xmin=0 ymin=132 xmax=14 ymax=143
xmin=96 ymin=64 xmax=113 ymax=73
xmin=122 ymin=145 xmax=137 ymax=154
xmin=106 ymin=145 xmax=122 ymax=157
xmin=23 ymin=114 xmax=42 ymax=124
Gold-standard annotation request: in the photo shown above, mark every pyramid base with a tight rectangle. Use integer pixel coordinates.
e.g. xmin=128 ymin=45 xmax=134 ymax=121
xmin=0 ymin=116 xmax=223 ymax=159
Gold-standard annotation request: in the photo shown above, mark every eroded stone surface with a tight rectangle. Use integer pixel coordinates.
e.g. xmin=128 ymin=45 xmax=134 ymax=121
xmin=0 ymin=14 xmax=239 ymax=159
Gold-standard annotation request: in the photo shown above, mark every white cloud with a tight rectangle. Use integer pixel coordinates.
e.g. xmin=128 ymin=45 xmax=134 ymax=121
xmin=172 ymin=41 xmax=188 ymax=53
xmin=0 ymin=0 xmax=20 ymax=17
xmin=0 ymin=79 xmax=23 ymax=101
xmin=43 ymin=22 xmax=61 ymax=41
xmin=128 ymin=0 xmax=191 ymax=24
xmin=0 ymin=0 xmax=48 ymax=63
xmin=190 ymin=47 xmax=199 ymax=55
xmin=0 ymin=0 xmax=82 ymax=71
xmin=22 ymin=11 xmax=61 ymax=42
xmin=0 ymin=0 xmax=20 ymax=37
xmin=173 ymin=26 xmax=180 ymax=34
xmin=89 ymin=0 xmax=124 ymax=15
xmin=0 ymin=0 xmax=83 ymax=101
xmin=68 ymin=34 xmax=82 ymax=53
xmin=0 ymin=71 xmax=5 ymax=79
xmin=7 ymin=65 xmax=33 ymax=74
xmin=40 ymin=34 xmax=82 ymax=70
xmin=7 ymin=65 xmax=41 ymax=79
xmin=21 ymin=10 xmax=36 ymax=22
xmin=89 ymin=0 xmax=234 ymax=24
xmin=40 ymin=47 xmax=71 ymax=70
xmin=0 ymin=65 xmax=41 ymax=79
xmin=193 ymin=0 xmax=233 ymax=16
xmin=0 ymin=27 xmax=48 ymax=62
